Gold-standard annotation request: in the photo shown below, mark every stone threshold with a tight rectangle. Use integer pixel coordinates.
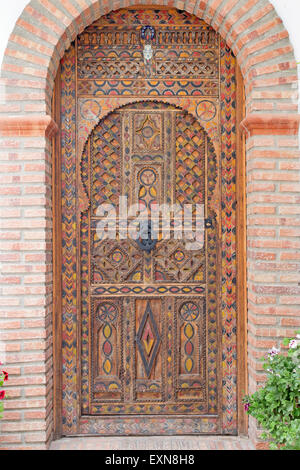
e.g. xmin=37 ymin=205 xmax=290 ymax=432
xmin=50 ymin=435 xmax=255 ymax=450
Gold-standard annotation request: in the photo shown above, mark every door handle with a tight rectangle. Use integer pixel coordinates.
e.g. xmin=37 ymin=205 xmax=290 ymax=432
xmin=136 ymin=221 xmax=158 ymax=253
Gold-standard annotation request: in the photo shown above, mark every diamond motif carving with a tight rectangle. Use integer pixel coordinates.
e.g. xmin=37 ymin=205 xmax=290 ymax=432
xmin=134 ymin=113 xmax=162 ymax=152
xmin=92 ymin=240 xmax=143 ymax=283
xmin=136 ymin=301 xmax=161 ymax=378
xmin=155 ymin=240 xmax=205 ymax=282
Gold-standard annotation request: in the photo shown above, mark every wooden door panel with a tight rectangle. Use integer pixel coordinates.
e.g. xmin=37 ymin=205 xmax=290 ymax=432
xmin=177 ymin=298 xmax=205 ymax=400
xmin=82 ymin=102 xmax=217 ymax=416
xmin=135 ymin=299 xmax=163 ymax=400
xmin=92 ymin=299 xmax=123 ymax=402
xmin=90 ymin=297 xmax=210 ymax=414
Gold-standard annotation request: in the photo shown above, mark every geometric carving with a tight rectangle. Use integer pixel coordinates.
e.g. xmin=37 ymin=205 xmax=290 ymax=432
xmin=80 ymin=99 xmax=101 ymax=120
xmin=92 ymin=299 xmax=122 ymax=401
xmin=78 ymin=22 xmax=218 ymax=49
xmin=77 ymin=9 xmax=219 ymax=83
xmin=78 ymin=79 xmax=219 ymax=97
xmin=78 ymin=59 xmax=144 ymax=79
xmin=178 ymin=298 xmax=205 ymax=398
xmin=78 ymin=54 xmax=219 ymax=80
xmin=92 ymin=239 xmax=143 ymax=283
xmin=97 ymin=302 xmax=118 ymax=322
xmin=154 ymin=240 xmax=205 ymax=283
xmin=179 ymin=302 xmax=200 ymax=321
xmin=137 ymin=167 xmax=159 ymax=212
xmin=183 ymin=323 xmax=195 ymax=373
xmin=196 ymin=100 xmax=217 ymax=121
xmin=136 ymin=301 xmax=161 ymax=378
xmin=155 ymin=54 xmax=218 ymax=78
xmin=176 ymin=113 xmax=205 ymax=206
xmin=91 ymin=113 xmax=121 ymax=211
xmin=102 ymin=323 xmax=114 ymax=375
xmin=134 ymin=114 xmax=162 ymax=152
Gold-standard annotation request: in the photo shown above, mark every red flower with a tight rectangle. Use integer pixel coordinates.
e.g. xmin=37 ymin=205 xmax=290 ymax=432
xmin=0 ymin=390 xmax=5 ymax=399
xmin=2 ymin=371 xmax=8 ymax=381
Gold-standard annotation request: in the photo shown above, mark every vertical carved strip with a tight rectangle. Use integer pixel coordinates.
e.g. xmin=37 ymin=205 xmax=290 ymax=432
xmin=61 ymin=42 xmax=78 ymax=433
xmin=220 ymin=39 xmax=237 ymax=434
xmin=123 ymin=298 xmax=133 ymax=402
xmin=165 ymin=298 xmax=174 ymax=402
xmin=81 ymin=145 xmax=90 ymax=413
xmin=206 ymin=136 xmax=218 ymax=415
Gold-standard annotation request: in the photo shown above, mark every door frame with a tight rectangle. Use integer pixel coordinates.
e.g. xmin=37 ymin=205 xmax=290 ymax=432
xmin=51 ymin=46 xmax=247 ymax=441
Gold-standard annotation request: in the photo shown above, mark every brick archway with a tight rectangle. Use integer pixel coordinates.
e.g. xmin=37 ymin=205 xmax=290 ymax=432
xmin=0 ymin=0 xmax=299 ymax=450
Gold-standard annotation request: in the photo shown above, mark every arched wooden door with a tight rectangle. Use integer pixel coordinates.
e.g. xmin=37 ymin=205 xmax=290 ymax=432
xmin=81 ymin=102 xmax=218 ymax=417
xmin=56 ymin=7 xmax=241 ymax=436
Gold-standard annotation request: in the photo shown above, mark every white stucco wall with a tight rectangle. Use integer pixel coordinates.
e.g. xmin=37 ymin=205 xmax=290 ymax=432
xmin=0 ymin=0 xmax=299 ymax=104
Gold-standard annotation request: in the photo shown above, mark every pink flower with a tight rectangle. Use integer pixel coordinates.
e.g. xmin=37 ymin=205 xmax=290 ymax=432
xmin=244 ymin=402 xmax=250 ymax=412
xmin=268 ymin=346 xmax=280 ymax=360
xmin=289 ymin=340 xmax=298 ymax=349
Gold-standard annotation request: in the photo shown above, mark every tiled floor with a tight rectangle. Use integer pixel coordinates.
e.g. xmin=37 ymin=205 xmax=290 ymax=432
xmin=50 ymin=435 xmax=255 ymax=450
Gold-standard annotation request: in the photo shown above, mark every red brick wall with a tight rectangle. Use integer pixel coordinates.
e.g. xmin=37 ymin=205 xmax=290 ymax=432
xmin=0 ymin=0 xmax=299 ymax=449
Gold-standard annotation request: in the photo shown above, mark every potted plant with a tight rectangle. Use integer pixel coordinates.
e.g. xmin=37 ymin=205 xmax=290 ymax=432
xmin=243 ymin=332 xmax=300 ymax=450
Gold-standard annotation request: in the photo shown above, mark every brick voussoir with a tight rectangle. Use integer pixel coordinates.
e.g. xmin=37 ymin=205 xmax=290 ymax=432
xmin=202 ymin=0 xmax=224 ymax=25
xmin=1 ymin=59 xmax=53 ymax=90
xmin=75 ymin=0 xmax=97 ymax=22
xmin=0 ymin=78 xmax=47 ymax=90
xmin=16 ymin=17 xmax=58 ymax=46
xmin=60 ymin=0 xmax=81 ymax=18
xmin=24 ymin=4 xmax=65 ymax=37
xmin=1 ymin=63 xmax=49 ymax=80
xmin=241 ymin=46 xmax=295 ymax=80
xmin=9 ymin=34 xmax=54 ymax=58
xmin=245 ymin=27 xmax=289 ymax=54
xmin=220 ymin=0 xmax=262 ymax=36
xmin=237 ymin=31 xmax=290 ymax=65
xmin=195 ymin=1 xmax=209 ymax=19
xmin=230 ymin=2 xmax=275 ymax=42
xmin=212 ymin=0 xmax=241 ymax=30
xmin=234 ymin=16 xmax=283 ymax=51
xmin=80 ymin=6 xmax=95 ymax=28
xmin=247 ymin=61 xmax=298 ymax=81
xmin=246 ymin=75 xmax=298 ymax=92
xmin=38 ymin=0 xmax=74 ymax=25
xmin=4 ymin=48 xmax=50 ymax=69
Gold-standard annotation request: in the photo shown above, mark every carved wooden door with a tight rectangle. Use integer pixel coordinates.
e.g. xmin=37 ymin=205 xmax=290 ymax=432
xmin=59 ymin=7 xmax=238 ymax=435
xmin=81 ymin=102 xmax=218 ymax=420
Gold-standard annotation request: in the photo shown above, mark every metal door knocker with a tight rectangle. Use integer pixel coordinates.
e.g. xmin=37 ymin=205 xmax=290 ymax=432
xmin=137 ymin=221 xmax=158 ymax=253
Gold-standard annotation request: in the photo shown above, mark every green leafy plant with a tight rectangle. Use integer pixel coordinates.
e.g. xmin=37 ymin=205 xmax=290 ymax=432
xmin=0 ymin=363 xmax=8 ymax=419
xmin=243 ymin=332 xmax=300 ymax=450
